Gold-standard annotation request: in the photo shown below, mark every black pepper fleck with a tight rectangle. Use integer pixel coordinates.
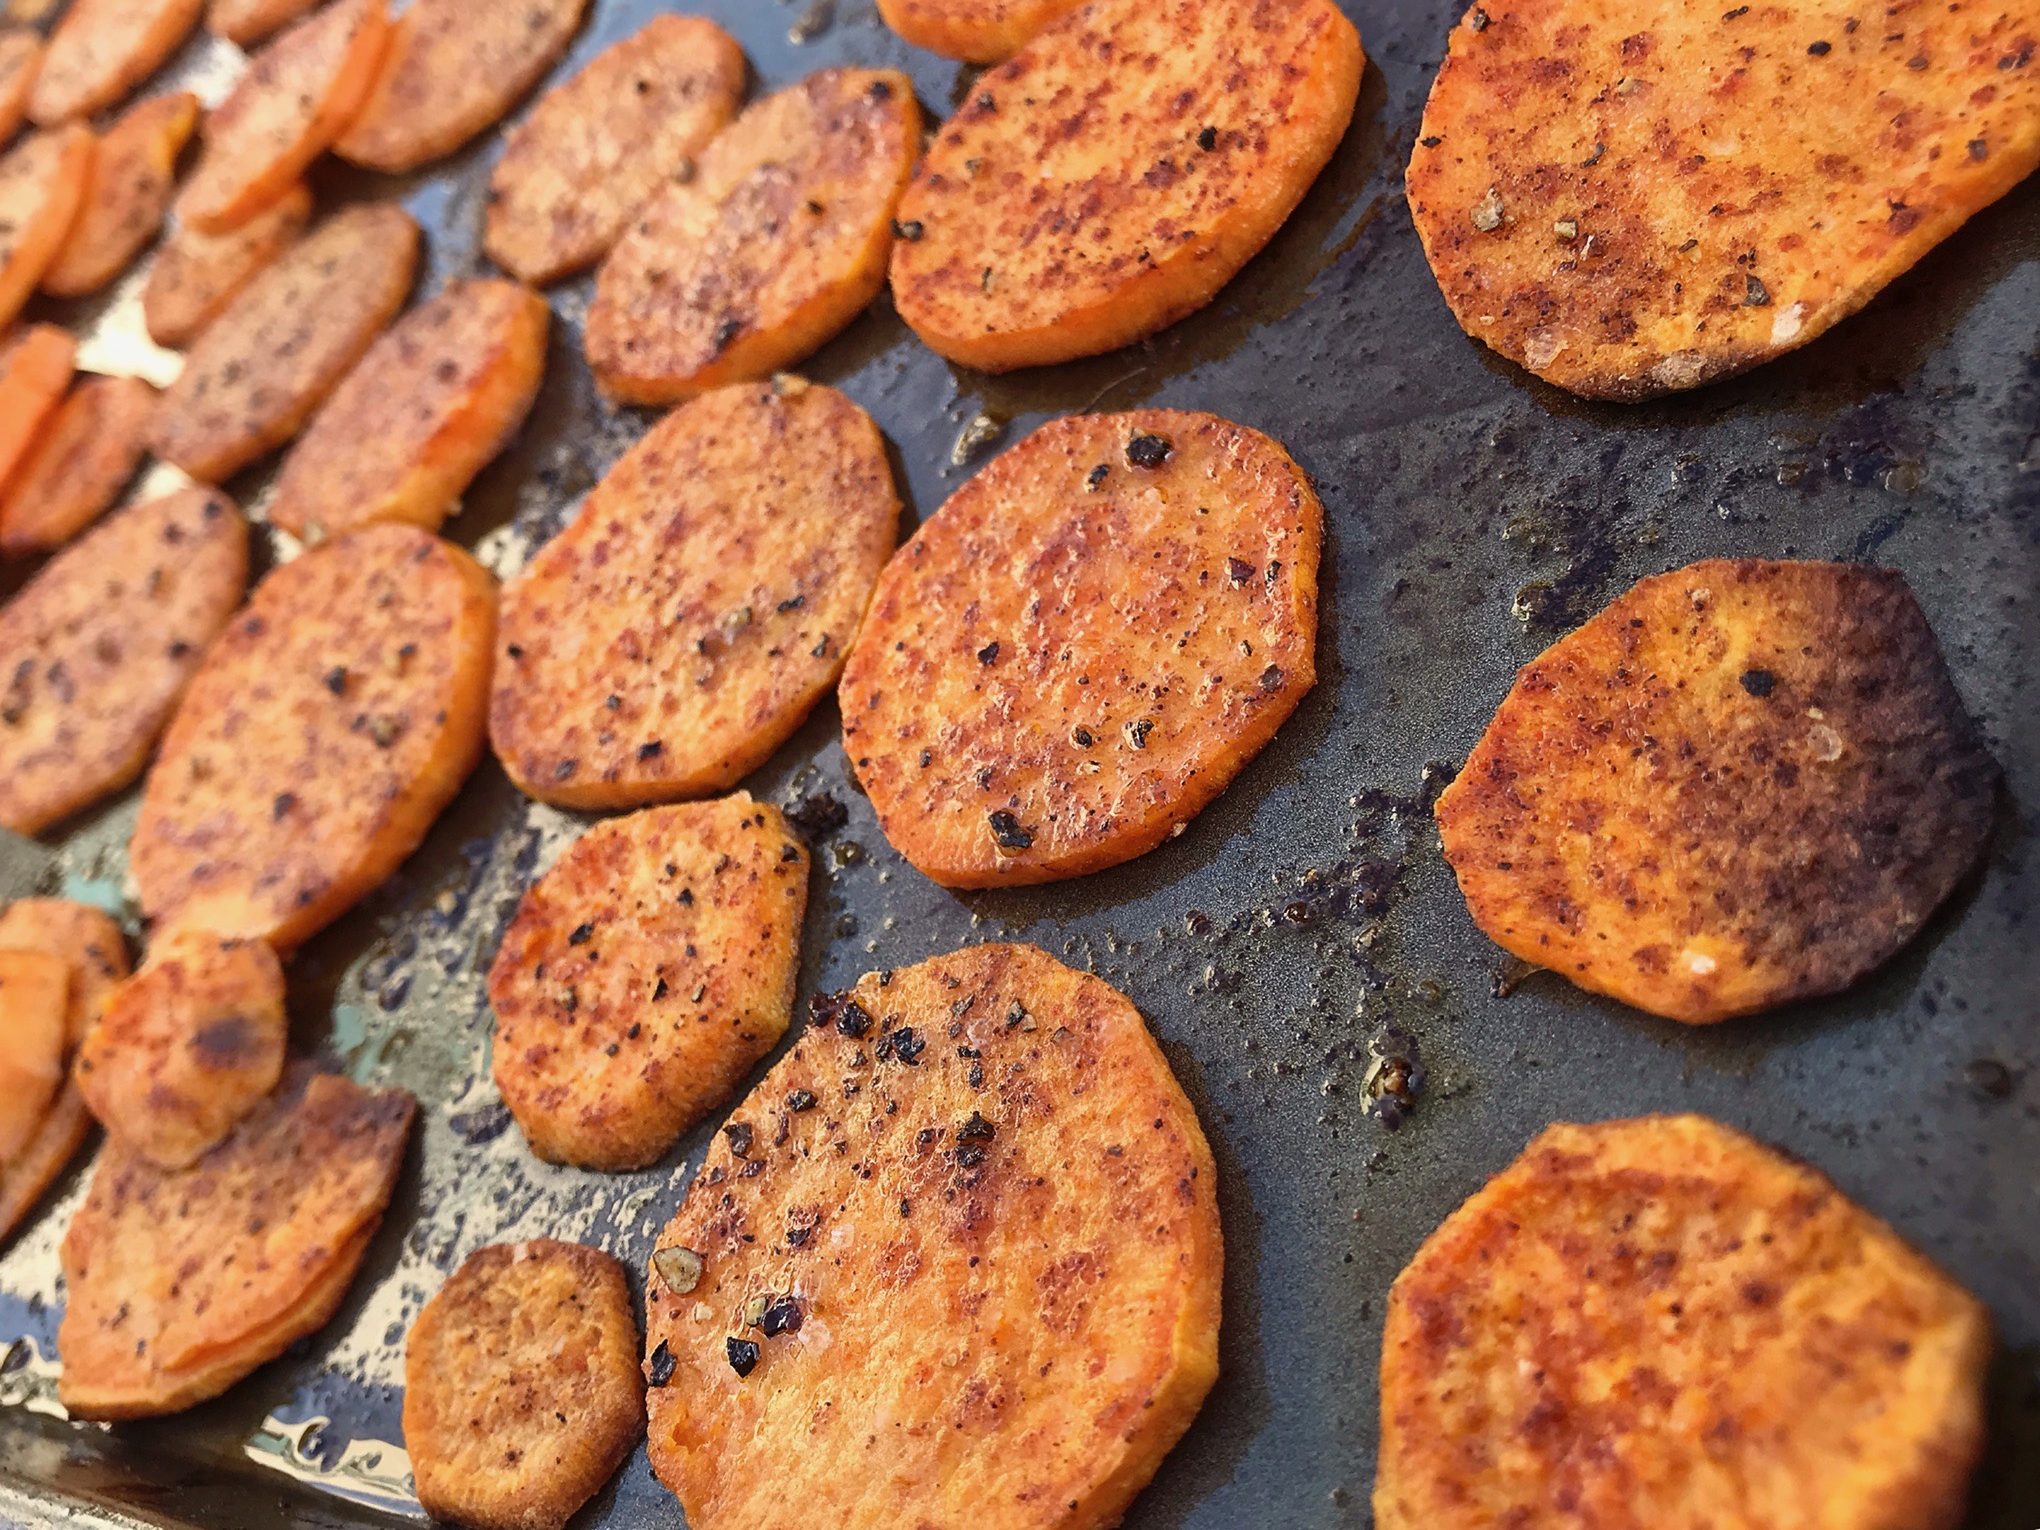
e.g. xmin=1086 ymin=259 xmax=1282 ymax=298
xmin=725 ymin=1337 xmax=759 ymax=1377
xmin=1126 ymin=433 xmax=1172 ymax=468
xmin=648 ymin=1341 xmax=676 ymax=1386
xmin=987 ymin=809 xmax=1034 ymax=849
xmin=1738 ymin=668 xmax=1776 ymax=697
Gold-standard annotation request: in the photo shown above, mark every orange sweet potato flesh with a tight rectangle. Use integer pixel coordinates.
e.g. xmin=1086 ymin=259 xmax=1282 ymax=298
xmin=875 ymin=0 xmax=1084 ymax=63
xmin=26 ymin=0 xmax=201 ymax=126
xmin=1407 ymin=0 xmax=2040 ymax=400
xmin=206 ymin=0 xmax=318 ymax=48
xmin=0 ymin=949 xmax=69 ymax=1163
xmin=1377 ymin=1115 xmax=1992 ymax=1530
xmin=1434 ymin=559 xmax=1999 ymax=1023
xmin=0 ymin=125 xmax=93 ymax=330
xmin=0 ymin=323 xmax=75 ymax=494
xmin=42 ymin=90 xmax=198 ymax=299
xmin=0 ymin=373 xmax=157 ymax=554
xmin=643 ymin=942 xmax=1222 ymax=1530
xmin=141 ymin=180 xmax=310 ymax=348
xmin=842 ymin=409 xmax=1321 ymax=887
xmin=0 ymin=30 xmax=40 ymax=146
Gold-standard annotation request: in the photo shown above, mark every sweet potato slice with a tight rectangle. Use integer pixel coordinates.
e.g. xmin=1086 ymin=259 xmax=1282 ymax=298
xmin=177 ymin=0 xmax=389 ymax=234
xmin=0 ymin=30 xmax=39 ymax=146
xmin=77 ymin=933 xmax=286 ymax=1170
xmin=334 ymin=0 xmax=586 ymax=174
xmin=58 ymin=1065 xmax=414 ymax=1420
xmin=150 ymin=201 xmax=418 ymax=481
xmin=1408 ymin=1 xmax=2040 ymax=400
xmin=130 ymin=522 xmax=495 ymax=951
xmin=0 ymin=488 xmax=248 ymax=836
xmin=492 ymin=380 xmax=899 ymax=809
xmin=140 ymin=179 xmax=309 ymax=348
xmin=482 ymin=15 xmax=743 ymax=286
xmin=0 ymin=949 xmax=68 ymax=1163
xmin=842 ymin=409 xmax=1321 ymax=888
xmin=0 ymin=124 xmax=92 ymax=330
xmin=206 ymin=0 xmax=318 ymax=48
xmin=267 ymin=277 xmax=549 ymax=541
xmin=489 ymin=794 xmax=808 ymax=1171
xmin=0 ymin=323 xmax=74 ymax=494
xmin=0 ymin=374 xmax=157 ymax=554
xmin=42 ymin=91 xmax=198 ymax=299
xmin=1377 ymin=1115 xmax=1991 ymax=1530
xmin=875 ymin=0 xmax=1084 ymax=63
xmin=1434 ymin=559 xmax=1999 ymax=1023
xmin=405 ymin=1240 xmax=644 ymax=1530
xmin=642 ymin=943 xmax=1222 ymax=1530
xmin=26 ymin=0 xmax=201 ymax=126
xmin=890 ymin=0 xmax=1360 ymax=372
xmin=586 ymin=69 xmax=920 ymax=405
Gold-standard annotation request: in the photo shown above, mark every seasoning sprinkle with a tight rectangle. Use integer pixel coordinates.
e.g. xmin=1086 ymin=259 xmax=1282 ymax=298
xmin=758 ymin=1296 xmax=803 ymax=1337
xmin=1807 ymin=38 xmax=1832 ymax=54
xmin=1124 ymin=717 xmax=1154 ymax=750
xmin=987 ymin=810 xmax=1034 ymax=850
xmin=648 ymin=1340 xmax=676 ymax=1386
xmin=1469 ymin=7 xmax=1489 ymax=29
xmin=1744 ymin=274 xmax=1771 ymax=306
xmin=725 ymin=1337 xmax=759 ymax=1378
xmin=1086 ymin=463 xmax=1110 ymax=490
xmin=977 ymin=641 xmax=1000 ymax=665
xmin=892 ymin=218 xmax=924 ymax=241
xmin=1197 ymin=125 xmax=1217 ymax=150
xmin=786 ymin=1088 xmax=817 ymax=1112
xmin=1471 ymin=185 xmax=1505 ymax=233
xmin=1126 ymin=433 xmax=1172 ymax=468
xmin=1553 ymin=218 xmax=1579 ymax=242
xmin=723 ymin=1121 xmax=755 ymax=1158
xmin=568 ymin=922 xmax=595 ymax=946
xmin=1738 ymin=668 xmax=1777 ymax=698
xmin=652 ymin=1247 xmax=703 ymax=1294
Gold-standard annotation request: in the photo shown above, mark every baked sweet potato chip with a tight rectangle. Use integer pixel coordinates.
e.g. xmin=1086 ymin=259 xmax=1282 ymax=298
xmin=492 ymin=379 xmax=899 ymax=809
xmin=0 ymin=949 xmax=68 ymax=1163
xmin=0 ymin=323 xmax=74 ymax=493
xmin=140 ymin=179 xmax=309 ymax=348
xmin=0 ymin=30 xmax=39 ymax=146
xmin=177 ymin=0 xmax=389 ymax=234
xmin=58 ymin=1065 xmax=414 ymax=1420
xmin=206 ymin=0 xmax=318 ymax=48
xmin=489 ymin=794 xmax=807 ymax=1171
xmin=482 ymin=15 xmax=743 ymax=286
xmin=150 ymin=200 xmax=418 ymax=481
xmin=586 ymin=69 xmax=919 ymax=404
xmin=875 ymin=0 xmax=1083 ymax=63
xmin=131 ymin=522 xmax=495 ymax=951
xmin=1407 ymin=0 xmax=2040 ymax=400
xmin=1377 ymin=1115 xmax=1991 ymax=1529
xmin=643 ymin=942 xmax=1222 ymax=1530
xmin=1435 ymin=559 xmax=1999 ymax=1023
xmin=0 ymin=373 xmax=156 ymax=554
xmin=842 ymin=409 xmax=1321 ymax=887
xmin=0 ymin=488 xmax=247 ymax=836
xmin=267 ymin=277 xmax=549 ymax=540
xmin=891 ymin=0 xmax=1360 ymax=371
xmin=0 ymin=125 xmax=92 ymax=330
xmin=405 ymin=1240 xmax=644 ymax=1530
xmin=42 ymin=90 xmax=198 ymax=299
xmin=26 ymin=0 xmax=200 ymax=126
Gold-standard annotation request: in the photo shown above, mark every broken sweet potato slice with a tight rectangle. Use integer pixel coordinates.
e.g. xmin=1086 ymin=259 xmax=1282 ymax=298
xmin=874 ymin=0 xmax=1084 ymax=63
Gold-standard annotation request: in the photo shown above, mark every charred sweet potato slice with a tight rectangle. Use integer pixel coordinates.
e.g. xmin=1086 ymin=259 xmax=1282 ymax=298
xmin=0 ymin=323 xmax=75 ymax=493
xmin=643 ymin=943 xmax=1222 ymax=1530
xmin=483 ymin=15 xmax=743 ymax=286
xmin=1407 ymin=0 xmax=2040 ymax=400
xmin=150 ymin=201 xmax=418 ymax=481
xmin=492 ymin=379 xmax=899 ymax=809
xmin=42 ymin=90 xmax=198 ymax=299
xmin=0 ymin=949 xmax=68 ymax=1162
xmin=206 ymin=0 xmax=318 ymax=48
xmin=842 ymin=409 xmax=1321 ymax=887
xmin=0 ymin=373 xmax=157 ymax=554
xmin=130 ymin=522 xmax=495 ymax=952
xmin=140 ymin=179 xmax=309 ymax=348
xmin=891 ymin=0 xmax=1360 ymax=371
xmin=874 ymin=0 xmax=1084 ymax=63
xmin=177 ymin=0 xmax=389 ymax=234
xmin=0 ymin=30 xmax=40 ymax=146
xmin=489 ymin=794 xmax=808 ymax=1171
xmin=58 ymin=1065 xmax=414 ymax=1420
xmin=1377 ymin=1115 xmax=1992 ymax=1530
xmin=0 ymin=125 xmax=93 ymax=329
xmin=267 ymin=277 xmax=549 ymax=540
xmin=0 ymin=488 xmax=248 ymax=836
xmin=26 ymin=0 xmax=200 ymax=126
xmin=586 ymin=69 xmax=919 ymax=405
xmin=405 ymin=1240 xmax=644 ymax=1530
xmin=1434 ymin=559 xmax=1999 ymax=1023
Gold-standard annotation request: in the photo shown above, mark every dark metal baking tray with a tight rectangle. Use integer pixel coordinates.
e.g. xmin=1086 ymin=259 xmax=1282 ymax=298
xmin=2 ymin=0 xmax=2036 ymax=1525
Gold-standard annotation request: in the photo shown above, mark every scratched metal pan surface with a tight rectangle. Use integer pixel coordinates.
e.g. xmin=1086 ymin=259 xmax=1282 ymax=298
xmin=1 ymin=0 xmax=2037 ymax=1525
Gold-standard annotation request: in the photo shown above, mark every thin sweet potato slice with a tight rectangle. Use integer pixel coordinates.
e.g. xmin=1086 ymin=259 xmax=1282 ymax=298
xmin=0 ymin=323 xmax=74 ymax=493
xmin=642 ymin=943 xmax=1222 ymax=1530
xmin=1434 ymin=559 xmax=1999 ymax=1023
xmin=140 ymin=179 xmax=310 ymax=348
xmin=0 ymin=488 xmax=248 ymax=836
xmin=1407 ymin=0 xmax=2040 ymax=400
xmin=334 ymin=0 xmax=587 ymax=174
xmin=267 ymin=276 xmax=549 ymax=540
xmin=1377 ymin=1115 xmax=1991 ymax=1529
xmin=42 ymin=90 xmax=198 ymax=299
xmin=841 ymin=409 xmax=1322 ymax=887
xmin=0 ymin=373 xmax=157 ymax=554
xmin=130 ymin=522 xmax=496 ymax=952
xmin=0 ymin=124 xmax=93 ymax=330
xmin=26 ymin=0 xmax=201 ymax=126
xmin=492 ymin=379 xmax=899 ymax=809
xmin=875 ymin=0 xmax=1084 ymax=63
xmin=890 ymin=0 xmax=1361 ymax=371
xmin=488 ymin=794 xmax=809 ymax=1171
xmin=0 ymin=949 xmax=68 ymax=1162
xmin=206 ymin=0 xmax=318 ymax=48
xmin=177 ymin=0 xmax=389 ymax=234
xmin=483 ymin=15 xmax=743 ymax=286
xmin=586 ymin=69 xmax=920 ymax=405
xmin=150 ymin=201 xmax=418 ymax=481
xmin=0 ymin=30 xmax=39 ymax=146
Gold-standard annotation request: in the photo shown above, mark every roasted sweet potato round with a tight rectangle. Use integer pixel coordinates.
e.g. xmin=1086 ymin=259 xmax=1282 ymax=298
xmin=0 ymin=30 xmax=41 ymax=147
xmin=26 ymin=0 xmax=201 ymax=127
xmin=140 ymin=180 xmax=310 ymax=349
xmin=0 ymin=324 xmax=75 ymax=494
xmin=42 ymin=90 xmax=198 ymax=299
xmin=874 ymin=0 xmax=1083 ymax=63
xmin=0 ymin=949 xmax=69 ymax=1164
xmin=0 ymin=125 xmax=93 ymax=330
xmin=1435 ymin=559 xmax=2000 ymax=1023
xmin=1377 ymin=1114 xmax=1992 ymax=1530
xmin=206 ymin=0 xmax=318 ymax=49
xmin=0 ymin=373 xmax=157 ymax=554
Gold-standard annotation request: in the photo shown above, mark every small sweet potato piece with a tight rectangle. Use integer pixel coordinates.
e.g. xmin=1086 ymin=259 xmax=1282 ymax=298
xmin=130 ymin=522 xmax=496 ymax=952
xmin=150 ymin=201 xmax=418 ymax=481
xmin=491 ymin=379 xmax=899 ymax=809
xmin=0 ymin=124 xmax=93 ymax=330
xmin=586 ymin=69 xmax=920 ymax=405
xmin=0 ymin=323 xmax=75 ymax=493
xmin=875 ymin=0 xmax=1083 ymax=63
xmin=489 ymin=794 xmax=808 ymax=1171
xmin=0 ymin=949 xmax=68 ymax=1162
xmin=1377 ymin=1115 xmax=1991 ymax=1530
xmin=140 ymin=179 xmax=310 ymax=348
xmin=267 ymin=277 xmax=549 ymax=540
xmin=177 ymin=0 xmax=389 ymax=234
xmin=483 ymin=15 xmax=743 ymax=286
xmin=643 ymin=943 xmax=1222 ymax=1530
xmin=891 ymin=0 xmax=1360 ymax=371
xmin=0 ymin=488 xmax=248 ymax=836
xmin=0 ymin=30 xmax=40 ymax=146
xmin=1434 ymin=559 xmax=2000 ymax=1023
xmin=206 ymin=0 xmax=318 ymax=48
xmin=842 ymin=409 xmax=1322 ymax=887
xmin=26 ymin=0 xmax=201 ymax=126
xmin=42 ymin=90 xmax=198 ymax=299
xmin=335 ymin=0 xmax=587 ymax=174
xmin=405 ymin=1240 xmax=644 ymax=1530
xmin=0 ymin=373 xmax=156 ymax=554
